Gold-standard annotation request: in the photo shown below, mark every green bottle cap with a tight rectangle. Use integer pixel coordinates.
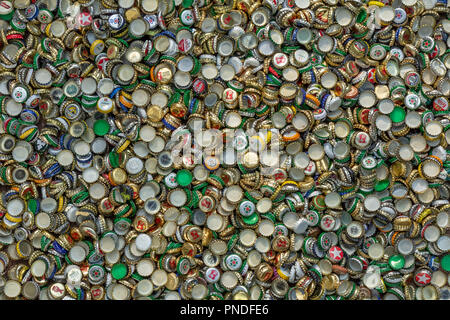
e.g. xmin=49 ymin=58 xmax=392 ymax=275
xmin=111 ymin=263 xmax=128 ymax=280
xmin=182 ymin=0 xmax=194 ymax=8
xmin=388 ymin=255 xmax=405 ymax=270
xmin=93 ymin=119 xmax=110 ymax=136
xmin=176 ymin=169 xmax=193 ymax=186
xmin=242 ymin=212 xmax=259 ymax=225
xmin=390 ymin=106 xmax=406 ymax=123
xmin=374 ymin=179 xmax=390 ymax=192
xmin=27 ymin=199 xmax=38 ymax=214
xmin=441 ymin=254 xmax=450 ymax=272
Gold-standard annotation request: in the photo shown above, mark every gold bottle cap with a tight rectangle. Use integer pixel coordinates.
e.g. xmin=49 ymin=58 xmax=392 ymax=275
xmin=110 ymin=168 xmax=127 ymax=185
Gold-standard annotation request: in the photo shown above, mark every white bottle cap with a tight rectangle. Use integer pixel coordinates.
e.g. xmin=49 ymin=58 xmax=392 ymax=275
xmin=82 ymin=167 xmax=99 ymax=183
xmin=206 ymin=214 xmax=224 ymax=231
xmin=140 ymin=125 xmax=156 ymax=142
xmin=162 ymin=221 xmax=177 ymax=237
xmin=258 ymin=220 xmax=274 ymax=237
xmin=69 ymin=245 xmax=87 ymax=264
xmin=220 ymin=271 xmax=238 ymax=289
xmin=6 ymin=198 xmax=24 ymax=217
xmin=255 ymin=236 xmax=271 ymax=253
xmin=368 ymin=243 xmax=384 ymax=260
xmin=151 ymin=269 xmax=168 ymax=287
xmin=89 ymin=182 xmax=106 ymax=200
xmin=112 ymin=283 xmax=130 ymax=300
xmin=137 ymin=259 xmax=155 ymax=277
xmin=55 ymin=149 xmax=73 ymax=166
xmin=99 ymin=236 xmax=116 ymax=253
xmin=136 ymin=279 xmax=153 ymax=297
xmin=4 ymin=280 xmax=21 ymax=298
xmin=105 ymin=249 xmax=120 ymax=265
xmin=239 ymin=229 xmax=256 ymax=247
xmin=35 ymin=212 xmax=51 ymax=229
